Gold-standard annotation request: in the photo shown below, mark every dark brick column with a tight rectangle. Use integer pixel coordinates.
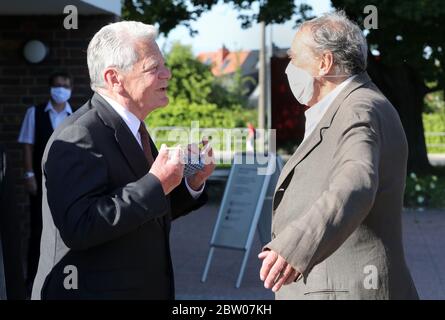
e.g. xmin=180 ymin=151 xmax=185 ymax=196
xmin=0 ymin=14 xmax=118 ymax=269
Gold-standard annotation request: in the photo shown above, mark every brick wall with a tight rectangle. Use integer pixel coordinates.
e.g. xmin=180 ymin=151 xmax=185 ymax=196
xmin=0 ymin=14 xmax=118 ymax=264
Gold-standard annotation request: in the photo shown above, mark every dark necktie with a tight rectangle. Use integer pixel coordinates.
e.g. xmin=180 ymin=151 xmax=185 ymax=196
xmin=138 ymin=122 xmax=154 ymax=166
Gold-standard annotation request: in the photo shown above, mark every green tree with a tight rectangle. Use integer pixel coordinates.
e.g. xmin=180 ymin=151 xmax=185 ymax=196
xmin=165 ymin=42 xmax=255 ymax=107
xmin=122 ymin=0 xmax=213 ymax=36
xmin=123 ymin=0 xmax=312 ymax=36
xmin=332 ymin=0 xmax=445 ymax=172
xmin=226 ymin=52 xmax=257 ymax=106
xmin=165 ymin=42 xmax=214 ymax=104
xmin=211 ymin=67 xmax=256 ymax=107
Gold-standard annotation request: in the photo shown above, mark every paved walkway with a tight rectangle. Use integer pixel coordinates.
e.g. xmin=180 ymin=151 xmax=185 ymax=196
xmin=403 ymin=209 xmax=445 ymax=299
xmin=170 ymin=204 xmax=445 ymax=300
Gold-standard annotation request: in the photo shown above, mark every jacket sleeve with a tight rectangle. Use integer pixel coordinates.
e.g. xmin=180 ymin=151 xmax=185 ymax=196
xmin=169 ymin=179 xmax=208 ymax=220
xmin=45 ymin=125 xmax=169 ymax=250
xmin=265 ymin=105 xmax=381 ymax=281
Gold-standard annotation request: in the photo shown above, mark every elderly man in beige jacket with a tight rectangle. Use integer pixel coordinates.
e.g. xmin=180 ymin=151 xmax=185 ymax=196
xmin=258 ymin=11 xmax=418 ymax=300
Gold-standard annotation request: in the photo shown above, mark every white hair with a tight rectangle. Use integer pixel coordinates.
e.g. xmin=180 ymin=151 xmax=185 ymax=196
xmin=87 ymin=21 xmax=158 ymax=90
xmin=299 ymin=10 xmax=368 ymax=75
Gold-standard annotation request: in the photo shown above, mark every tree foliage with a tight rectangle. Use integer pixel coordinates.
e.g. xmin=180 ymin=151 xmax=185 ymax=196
xmin=123 ymin=0 xmax=313 ymax=35
xmin=332 ymin=0 xmax=445 ymax=172
xmin=165 ymin=42 xmax=255 ymax=107
xmin=165 ymin=42 xmax=215 ymax=104
xmin=332 ymin=0 xmax=445 ymax=94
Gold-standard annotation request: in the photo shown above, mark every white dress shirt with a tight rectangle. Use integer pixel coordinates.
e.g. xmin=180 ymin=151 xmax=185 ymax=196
xmin=99 ymin=93 xmax=204 ymax=199
xmin=18 ymin=101 xmax=73 ymax=144
xmin=302 ymin=75 xmax=356 ymax=144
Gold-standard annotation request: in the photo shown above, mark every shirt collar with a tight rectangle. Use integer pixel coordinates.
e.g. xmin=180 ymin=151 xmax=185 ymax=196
xmin=98 ymin=93 xmax=142 ymax=139
xmin=305 ymin=75 xmax=357 ymax=123
xmin=45 ymin=100 xmax=73 ymax=114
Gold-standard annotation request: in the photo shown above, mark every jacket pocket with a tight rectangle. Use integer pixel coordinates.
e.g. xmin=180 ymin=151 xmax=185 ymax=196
xmin=304 ymin=289 xmax=349 ymax=296
xmin=302 ymin=289 xmax=350 ymax=300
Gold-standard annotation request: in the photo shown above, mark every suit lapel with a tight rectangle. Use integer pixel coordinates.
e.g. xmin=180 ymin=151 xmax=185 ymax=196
xmin=92 ymin=93 xmax=149 ymax=178
xmin=275 ymin=72 xmax=373 ymax=190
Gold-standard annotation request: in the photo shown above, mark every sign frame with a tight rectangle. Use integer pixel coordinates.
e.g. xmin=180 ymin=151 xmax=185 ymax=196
xmin=201 ymin=152 xmax=283 ymax=288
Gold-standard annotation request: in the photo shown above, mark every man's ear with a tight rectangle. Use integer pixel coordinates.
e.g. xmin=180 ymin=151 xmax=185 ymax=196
xmin=319 ymin=51 xmax=334 ymax=76
xmin=103 ymin=68 xmax=123 ymax=93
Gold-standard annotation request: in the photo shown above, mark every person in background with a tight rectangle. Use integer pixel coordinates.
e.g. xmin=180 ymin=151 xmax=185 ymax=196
xmin=246 ymin=122 xmax=256 ymax=152
xmin=17 ymin=72 xmax=73 ymax=291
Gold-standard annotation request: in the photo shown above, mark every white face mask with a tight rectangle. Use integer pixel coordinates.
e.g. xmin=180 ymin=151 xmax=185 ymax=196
xmin=50 ymin=87 xmax=71 ymax=104
xmin=285 ymin=62 xmax=315 ymax=105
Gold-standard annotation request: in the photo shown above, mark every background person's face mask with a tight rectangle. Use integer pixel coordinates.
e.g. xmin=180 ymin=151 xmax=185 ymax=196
xmin=50 ymin=87 xmax=71 ymax=104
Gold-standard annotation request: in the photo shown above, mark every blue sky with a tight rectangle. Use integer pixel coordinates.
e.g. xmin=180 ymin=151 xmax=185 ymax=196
xmin=157 ymin=0 xmax=332 ymax=54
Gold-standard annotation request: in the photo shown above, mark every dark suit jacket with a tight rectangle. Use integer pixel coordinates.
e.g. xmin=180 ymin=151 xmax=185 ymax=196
xmin=31 ymin=93 xmax=207 ymax=300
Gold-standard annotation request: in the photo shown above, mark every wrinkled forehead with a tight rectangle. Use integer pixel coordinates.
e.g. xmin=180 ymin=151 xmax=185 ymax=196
xmin=134 ymin=40 xmax=163 ymax=62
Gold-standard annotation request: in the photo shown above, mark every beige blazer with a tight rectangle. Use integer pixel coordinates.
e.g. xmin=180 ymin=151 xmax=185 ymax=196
xmin=266 ymin=72 xmax=418 ymax=300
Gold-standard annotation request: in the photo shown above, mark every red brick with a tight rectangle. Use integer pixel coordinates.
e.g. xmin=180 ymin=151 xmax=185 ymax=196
xmin=29 ymin=86 xmax=51 ymax=95
xmin=21 ymin=78 xmax=35 ymax=85
xmin=0 ymin=77 xmax=20 ymax=85
xmin=0 ymin=86 xmax=28 ymax=95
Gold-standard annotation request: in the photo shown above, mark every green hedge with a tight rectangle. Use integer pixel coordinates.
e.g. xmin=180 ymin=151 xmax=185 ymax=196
xmin=145 ymin=99 xmax=257 ymax=150
xmin=146 ymin=99 xmax=257 ymax=128
xmin=423 ymin=113 xmax=445 ymax=153
xmin=404 ymin=172 xmax=445 ymax=208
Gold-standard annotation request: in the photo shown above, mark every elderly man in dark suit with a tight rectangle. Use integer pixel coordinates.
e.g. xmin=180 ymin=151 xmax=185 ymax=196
xmin=32 ymin=21 xmax=214 ymax=300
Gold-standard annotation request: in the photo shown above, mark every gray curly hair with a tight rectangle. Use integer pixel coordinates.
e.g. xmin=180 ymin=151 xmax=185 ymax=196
xmin=299 ymin=10 xmax=368 ymax=75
